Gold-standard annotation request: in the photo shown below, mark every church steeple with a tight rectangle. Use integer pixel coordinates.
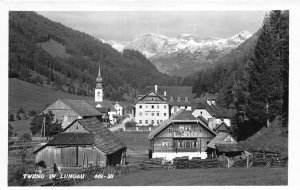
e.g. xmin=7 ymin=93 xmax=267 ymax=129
xmin=95 ymin=67 xmax=103 ymax=103
xmin=96 ymin=68 xmax=103 ymax=89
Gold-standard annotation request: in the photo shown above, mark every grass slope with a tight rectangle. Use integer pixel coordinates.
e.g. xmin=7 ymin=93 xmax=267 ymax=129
xmin=81 ymin=167 xmax=287 ymax=186
xmin=9 ymin=78 xmax=94 ymax=113
xmin=239 ymin=117 xmax=288 ymax=157
xmin=37 ymin=39 xmax=71 ymax=58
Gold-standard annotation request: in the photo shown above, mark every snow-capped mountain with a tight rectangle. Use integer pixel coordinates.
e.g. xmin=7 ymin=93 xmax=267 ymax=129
xmin=108 ymin=31 xmax=252 ymax=76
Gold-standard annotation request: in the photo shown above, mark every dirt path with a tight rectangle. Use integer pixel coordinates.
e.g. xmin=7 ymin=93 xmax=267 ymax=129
xmin=109 ymin=114 xmax=133 ymax=132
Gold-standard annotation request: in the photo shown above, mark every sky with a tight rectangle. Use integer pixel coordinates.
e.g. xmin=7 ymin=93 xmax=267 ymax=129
xmin=38 ymin=11 xmax=267 ymax=42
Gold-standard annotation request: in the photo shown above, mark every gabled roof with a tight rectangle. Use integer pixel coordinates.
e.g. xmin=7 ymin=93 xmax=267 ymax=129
xmin=86 ymin=100 xmax=117 ymax=112
xmin=207 ymin=132 xmax=239 ymax=151
xmin=141 ymin=86 xmax=193 ymax=99
xmin=60 ymin=99 xmax=101 ymax=116
xmin=47 ymin=133 xmax=93 ymax=146
xmin=216 ymin=144 xmax=244 ymax=152
xmin=148 ymin=110 xmax=216 ymax=139
xmin=78 ymin=117 xmax=126 ymax=155
xmin=34 ymin=117 xmax=126 ymax=155
xmin=195 ymin=102 xmax=235 ymax=118
xmin=207 ymin=132 xmax=229 ymax=149
xmin=197 ymin=115 xmax=208 ymax=125
xmin=133 ymin=90 xmax=167 ymax=106
xmin=215 ymin=122 xmax=231 ymax=132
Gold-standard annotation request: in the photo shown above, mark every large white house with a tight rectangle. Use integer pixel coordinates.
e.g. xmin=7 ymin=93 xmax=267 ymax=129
xmin=133 ymin=85 xmax=194 ymax=126
xmin=133 ymin=89 xmax=170 ymax=126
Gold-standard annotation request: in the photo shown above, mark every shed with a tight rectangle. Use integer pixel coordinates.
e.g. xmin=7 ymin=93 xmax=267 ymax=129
xmin=33 ymin=117 xmax=126 ymax=168
xmin=206 ymin=132 xmax=244 ymax=158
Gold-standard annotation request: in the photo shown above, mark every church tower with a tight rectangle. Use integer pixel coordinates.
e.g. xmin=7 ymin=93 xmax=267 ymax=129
xmin=95 ymin=67 xmax=103 ymax=104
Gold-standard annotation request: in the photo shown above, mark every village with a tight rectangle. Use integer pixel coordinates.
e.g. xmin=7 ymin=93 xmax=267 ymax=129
xmin=6 ymin=9 xmax=290 ymax=186
xmin=8 ymin=67 xmax=287 ymax=186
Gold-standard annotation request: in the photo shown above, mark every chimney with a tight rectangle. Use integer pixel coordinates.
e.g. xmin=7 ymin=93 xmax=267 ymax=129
xmin=155 ymin=85 xmax=158 ymax=93
xmin=208 ymin=118 xmax=216 ymax=130
xmin=207 ymin=99 xmax=212 ymax=106
xmin=211 ymin=99 xmax=216 ymax=106
xmin=164 ymin=91 xmax=166 ymax=96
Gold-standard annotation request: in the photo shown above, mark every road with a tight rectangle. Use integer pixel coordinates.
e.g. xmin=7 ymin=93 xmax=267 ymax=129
xmin=109 ymin=114 xmax=133 ymax=132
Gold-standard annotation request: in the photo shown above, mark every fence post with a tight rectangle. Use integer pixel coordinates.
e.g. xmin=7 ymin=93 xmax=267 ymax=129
xmin=246 ymin=154 xmax=249 ymax=168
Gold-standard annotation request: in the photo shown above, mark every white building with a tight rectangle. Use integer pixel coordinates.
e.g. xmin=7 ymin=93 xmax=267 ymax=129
xmin=192 ymin=98 xmax=234 ymax=130
xmin=133 ymin=85 xmax=194 ymax=126
xmin=133 ymin=88 xmax=170 ymax=126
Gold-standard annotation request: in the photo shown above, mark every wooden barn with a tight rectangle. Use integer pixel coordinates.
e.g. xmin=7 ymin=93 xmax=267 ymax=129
xmin=206 ymin=132 xmax=244 ymax=158
xmin=36 ymin=99 xmax=102 ymax=128
xmin=148 ymin=110 xmax=217 ymax=161
xmin=33 ymin=117 xmax=126 ymax=168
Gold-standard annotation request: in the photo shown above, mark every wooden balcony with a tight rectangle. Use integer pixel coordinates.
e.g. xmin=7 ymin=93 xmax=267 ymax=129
xmin=173 ymin=131 xmax=200 ymax=138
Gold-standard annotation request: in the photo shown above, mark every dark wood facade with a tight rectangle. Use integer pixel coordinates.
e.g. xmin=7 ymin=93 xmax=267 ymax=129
xmin=34 ymin=118 xmax=126 ymax=168
xmin=151 ymin=122 xmax=215 ymax=154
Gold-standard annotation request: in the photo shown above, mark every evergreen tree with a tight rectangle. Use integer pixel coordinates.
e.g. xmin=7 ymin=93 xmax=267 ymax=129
xmin=247 ymin=11 xmax=284 ymax=126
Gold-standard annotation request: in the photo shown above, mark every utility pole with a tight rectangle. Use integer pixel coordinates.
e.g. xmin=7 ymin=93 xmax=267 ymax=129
xmin=43 ymin=117 xmax=46 ymax=137
xmin=266 ymin=102 xmax=270 ymax=128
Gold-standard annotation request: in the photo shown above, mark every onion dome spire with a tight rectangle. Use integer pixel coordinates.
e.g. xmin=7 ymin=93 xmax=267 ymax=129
xmin=96 ymin=67 xmax=103 ymax=88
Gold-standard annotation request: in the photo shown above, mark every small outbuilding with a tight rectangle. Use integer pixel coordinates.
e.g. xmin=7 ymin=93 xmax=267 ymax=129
xmin=206 ymin=132 xmax=243 ymax=158
xmin=33 ymin=117 xmax=126 ymax=168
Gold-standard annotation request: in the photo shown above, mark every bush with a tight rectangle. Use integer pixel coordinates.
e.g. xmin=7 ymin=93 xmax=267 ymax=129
xmin=20 ymin=133 xmax=32 ymax=142
xmin=36 ymin=160 xmax=47 ymax=168
xmin=125 ymin=120 xmax=137 ymax=128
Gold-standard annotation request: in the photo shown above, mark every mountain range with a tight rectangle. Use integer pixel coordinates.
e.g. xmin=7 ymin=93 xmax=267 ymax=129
xmin=107 ymin=31 xmax=252 ymax=77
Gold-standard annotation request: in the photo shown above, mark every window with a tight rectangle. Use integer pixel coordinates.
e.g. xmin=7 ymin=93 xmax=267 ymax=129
xmin=139 ymin=120 xmax=142 ymax=124
xmin=179 ymin=126 xmax=184 ymax=131
xmin=157 ymin=120 xmax=159 ymax=124
xmin=191 ymin=141 xmax=197 ymax=148
xmin=164 ymin=113 xmax=167 ymax=116
xmin=146 ymin=105 xmax=148 ymax=109
xmin=157 ymin=113 xmax=159 ymax=116
xmin=139 ymin=112 xmax=142 ymax=116
xmin=199 ymin=128 xmax=202 ymax=133
xmin=151 ymin=120 xmax=154 ymax=124
xmin=139 ymin=105 xmax=142 ymax=109
xmin=168 ymin=128 xmax=173 ymax=133
xmin=151 ymin=113 xmax=154 ymax=116
xmin=185 ymin=126 xmax=191 ymax=131
xmin=200 ymin=111 xmax=202 ymax=114
xmin=162 ymin=141 xmax=169 ymax=149
xmin=157 ymin=105 xmax=159 ymax=109
xmin=164 ymin=105 xmax=167 ymax=109
xmin=185 ymin=106 xmax=188 ymax=109
xmin=145 ymin=120 xmax=148 ymax=124
xmin=177 ymin=141 xmax=185 ymax=148
xmin=160 ymin=120 xmax=163 ymax=123
xmin=146 ymin=113 xmax=148 ymax=116
xmin=152 ymin=105 xmax=154 ymax=109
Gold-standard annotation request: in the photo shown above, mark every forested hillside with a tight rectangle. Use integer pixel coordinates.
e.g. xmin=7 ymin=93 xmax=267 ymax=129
xmin=190 ymin=11 xmax=289 ymax=141
xmin=9 ymin=11 xmax=180 ymax=101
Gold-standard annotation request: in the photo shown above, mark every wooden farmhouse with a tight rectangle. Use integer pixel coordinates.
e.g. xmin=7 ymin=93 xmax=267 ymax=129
xmin=206 ymin=132 xmax=244 ymax=158
xmin=37 ymin=99 xmax=102 ymax=128
xmin=33 ymin=117 xmax=126 ymax=168
xmin=148 ymin=110 xmax=217 ymax=161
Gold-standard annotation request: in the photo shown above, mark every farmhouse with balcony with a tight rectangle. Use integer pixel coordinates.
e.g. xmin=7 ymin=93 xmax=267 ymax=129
xmin=33 ymin=117 xmax=126 ymax=168
xmin=192 ymin=98 xmax=235 ymax=130
xmin=148 ymin=109 xmax=217 ymax=161
xmin=35 ymin=99 xmax=102 ymax=129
